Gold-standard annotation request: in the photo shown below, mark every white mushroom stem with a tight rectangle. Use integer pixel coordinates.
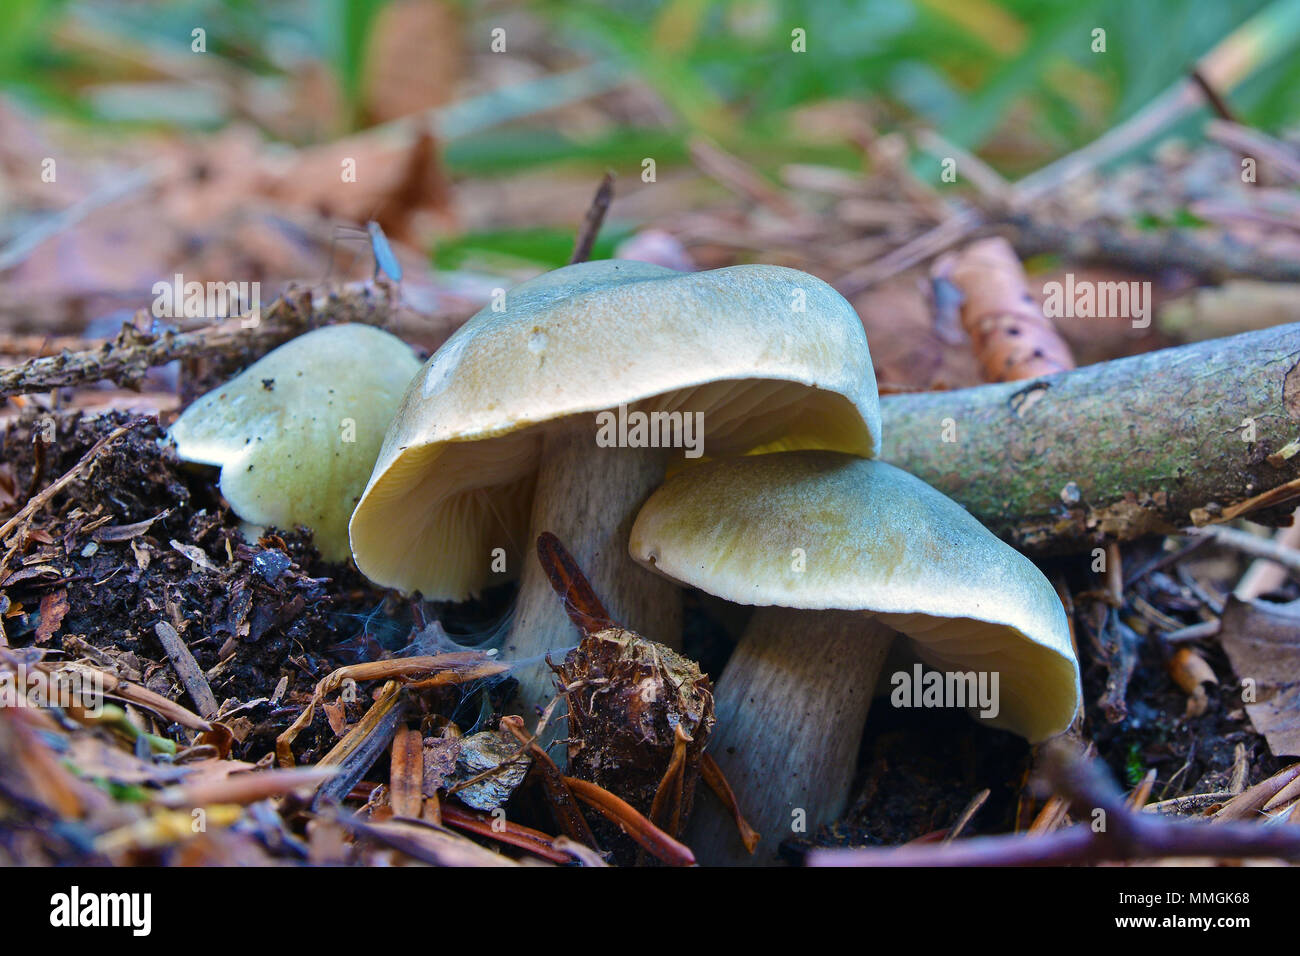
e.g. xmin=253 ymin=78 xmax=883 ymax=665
xmin=685 ymin=607 xmax=895 ymax=866
xmin=504 ymin=415 xmax=682 ymax=732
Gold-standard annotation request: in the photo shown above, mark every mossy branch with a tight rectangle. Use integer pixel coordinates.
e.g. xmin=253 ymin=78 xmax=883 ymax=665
xmin=881 ymin=323 xmax=1300 ymax=553
xmin=0 ymin=282 xmax=404 ymax=399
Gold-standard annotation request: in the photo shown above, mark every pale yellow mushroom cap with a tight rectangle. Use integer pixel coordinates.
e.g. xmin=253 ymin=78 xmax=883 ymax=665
xmin=628 ymin=451 xmax=1081 ymax=742
xmin=169 ymin=324 xmax=422 ymax=561
xmin=349 ymin=260 xmax=880 ymax=599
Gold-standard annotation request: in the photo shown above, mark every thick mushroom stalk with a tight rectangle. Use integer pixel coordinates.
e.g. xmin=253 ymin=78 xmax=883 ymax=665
xmin=505 ymin=418 xmax=680 ymax=720
xmin=685 ymin=608 xmax=894 ymax=865
xmin=348 ymin=262 xmax=880 ymax=749
xmin=630 ymin=451 xmax=1081 ymax=865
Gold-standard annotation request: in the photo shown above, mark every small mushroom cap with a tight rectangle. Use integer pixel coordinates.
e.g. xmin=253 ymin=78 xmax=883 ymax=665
xmin=628 ymin=451 xmax=1080 ymax=741
xmin=349 ymin=260 xmax=880 ymax=598
xmin=169 ymin=324 xmax=422 ymax=561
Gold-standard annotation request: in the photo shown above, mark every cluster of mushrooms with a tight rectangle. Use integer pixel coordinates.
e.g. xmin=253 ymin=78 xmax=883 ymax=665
xmin=171 ymin=260 xmax=1081 ymax=865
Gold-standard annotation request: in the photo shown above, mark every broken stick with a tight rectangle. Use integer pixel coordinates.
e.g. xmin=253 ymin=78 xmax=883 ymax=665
xmin=881 ymin=322 xmax=1300 ymax=553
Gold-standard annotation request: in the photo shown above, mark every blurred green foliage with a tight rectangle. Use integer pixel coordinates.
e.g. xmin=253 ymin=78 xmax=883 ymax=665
xmin=4 ymin=0 xmax=1298 ymax=163
xmin=544 ymin=0 xmax=1300 ymax=168
xmin=435 ymin=226 xmax=628 ymax=271
xmin=2 ymin=0 xmax=1299 ymax=269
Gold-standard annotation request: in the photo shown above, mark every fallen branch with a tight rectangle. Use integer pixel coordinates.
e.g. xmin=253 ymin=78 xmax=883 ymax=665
xmin=881 ymin=322 xmax=1300 ymax=553
xmin=0 ymin=282 xmax=403 ymax=399
xmin=808 ymin=743 xmax=1300 ymax=866
xmin=1008 ymin=214 xmax=1300 ymax=284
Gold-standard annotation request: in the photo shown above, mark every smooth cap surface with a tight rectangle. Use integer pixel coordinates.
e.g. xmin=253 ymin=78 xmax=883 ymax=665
xmin=169 ymin=323 xmax=422 ymax=561
xmin=349 ymin=260 xmax=880 ymax=598
xmin=629 ymin=451 xmax=1080 ymax=741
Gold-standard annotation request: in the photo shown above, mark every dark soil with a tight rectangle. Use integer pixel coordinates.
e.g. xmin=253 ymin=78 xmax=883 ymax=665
xmin=0 ymin=405 xmax=1283 ymax=863
xmin=1 ymin=409 xmax=401 ymax=764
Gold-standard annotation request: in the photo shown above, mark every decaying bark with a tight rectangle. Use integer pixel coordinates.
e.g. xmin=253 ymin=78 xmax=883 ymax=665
xmin=881 ymin=322 xmax=1300 ymax=553
xmin=0 ymin=282 xmax=415 ymax=399
xmin=933 ymin=237 xmax=1075 ymax=382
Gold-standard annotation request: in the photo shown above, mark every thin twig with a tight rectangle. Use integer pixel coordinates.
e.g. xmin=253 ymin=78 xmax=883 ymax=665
xmin=499 ymin=714 xmax=599 ymax=849
xmin=835 ymin=210 xmax=982 ymax=296
xmin=809 ymin=744 xmax=1300 ymax=866
xmin=1205 ymin=119 xmax=1300 ymax=183
xmin=1143 ymin=791 xmax=1237 ymax=816
xmin=1189 ymin=68 xmax=1238 ymax=124
xmin=1235 ymin=513 xmax=1300 ymax=600
xmin=440 ymin=803 xmax=571 ymax=864
xmin=913 ymin=128 xmax=1012 ymax=206
xmin=569 ymin=172 xmax=615 ymax=265
xmin=1123 ymin=536 xmax=1212 ymax=589
xmin=688 ymin=137 xmax=805 ymax=221
xmin=1185 ymin=524 xmax=1300 ymax=575
xmin=155 ymin=767 xmax=338 ymax=808
xmin=1160 ymin=619 xmax=1222 ymax=645
xmin=943 ymin=789 xmax=990 ymax=843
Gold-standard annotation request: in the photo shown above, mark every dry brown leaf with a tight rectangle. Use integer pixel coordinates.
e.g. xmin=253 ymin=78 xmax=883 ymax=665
xmin=1166 ymin=646 xmax=1218 ymax=718
xmin=66 ymin=734 xmax=192 ymax=787
xmin=362 ymin=0 xmax=462 ymax=125
xmin=322 ymin=698 xmax=349 ymax=736
xmin=35 ymin=589 xmax=69 ymax=644
xmin=264 ymin=127 xmax=451 ymax=245
xmin=1219 ymin=596 xmax=1300 ymax=756
xmin=853 ymin=277 xmax=981 ymax=392
xmin=933 ymin=236 xmax=1076 ymax=382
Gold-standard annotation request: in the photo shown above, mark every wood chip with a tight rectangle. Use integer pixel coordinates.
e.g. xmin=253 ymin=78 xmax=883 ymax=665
xmin=153 ymin=621 xmax=219 ymax=720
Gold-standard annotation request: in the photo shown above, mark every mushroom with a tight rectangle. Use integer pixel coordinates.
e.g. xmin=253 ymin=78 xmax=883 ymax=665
xmin=348 ymin=260 xmax=880 ymax=722
xmin=169 ymin=323 xmax=422 ymax=561
xmin=628 ymin=450 xmax=1080 ymax=864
